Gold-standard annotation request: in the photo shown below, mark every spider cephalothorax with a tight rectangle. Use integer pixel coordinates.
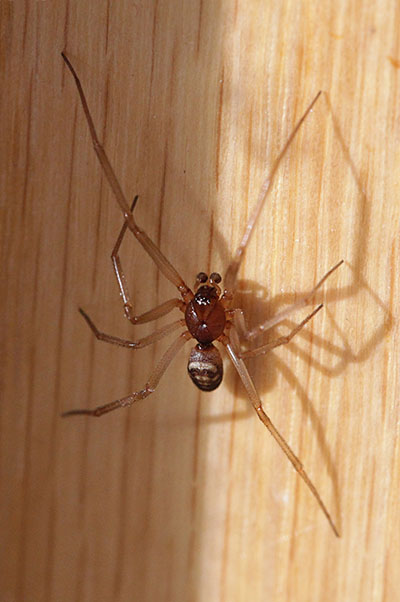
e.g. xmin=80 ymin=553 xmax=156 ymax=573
xmin=61 ymin=52 xmax=343 ymax=536
xmin=184 ymin=273 xmax=226 ymax=345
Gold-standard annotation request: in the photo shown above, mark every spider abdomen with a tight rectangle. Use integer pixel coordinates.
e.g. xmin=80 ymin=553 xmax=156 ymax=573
xmin=187 ymin=344 xmax=223 ymax=391
xmin=185 ymin=285 xmax=226 ymax=344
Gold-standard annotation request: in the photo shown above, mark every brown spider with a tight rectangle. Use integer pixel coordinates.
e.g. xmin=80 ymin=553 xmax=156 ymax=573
xmin=61 ymin=53 xmax=343 ymax=537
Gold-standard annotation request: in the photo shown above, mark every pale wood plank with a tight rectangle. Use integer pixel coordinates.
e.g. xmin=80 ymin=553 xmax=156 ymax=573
xmin=1 ymin=1 xmax=399 ymax=601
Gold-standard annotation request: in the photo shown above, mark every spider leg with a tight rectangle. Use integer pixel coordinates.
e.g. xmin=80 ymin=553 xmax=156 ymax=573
xmin=221 ymin=337 xmax=339 ymax=537
xmin=223 ymin=92 xmax=322 ymax=298
xmin=245 ymin=260 xmax=343 ymax=341
xmin=61 ymin=52 xmax=193 ymax=302
xmin=119 ymin=298 xmax=185 ymax=325
xmin=62 ymin=331 xmax=192 ymax=417
xmin=79 ymin=308 xmax=185 ymax=349
xmin=111 ymin=196 xmax=185 ymax=324
xmin=241 ymin=304 xmax=323 ymax=359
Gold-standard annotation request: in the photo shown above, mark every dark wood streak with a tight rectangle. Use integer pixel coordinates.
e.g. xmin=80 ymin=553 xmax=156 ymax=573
xmin=44 ymin=103 xmax=79 ymax=602
xmin=21 ymin=70 xmax=33 ymax=218
xmin=215 ymin=65 xmax=224 ymax=191
xmin=196 ymin=0 xmax=204 ymax=56
xmin=16 ymin=238 xmax=41 ymax=602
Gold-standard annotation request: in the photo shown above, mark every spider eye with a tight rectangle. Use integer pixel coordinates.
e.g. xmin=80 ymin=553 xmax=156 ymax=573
xmin=196 ymin=272 xmax=208 ymax=283
xmin=210 ymin=272 xmax=221 ymax=284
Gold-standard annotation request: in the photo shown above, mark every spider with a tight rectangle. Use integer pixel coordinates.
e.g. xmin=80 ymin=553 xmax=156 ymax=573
xmin=61 ymin=52 xmax=343 ymax=537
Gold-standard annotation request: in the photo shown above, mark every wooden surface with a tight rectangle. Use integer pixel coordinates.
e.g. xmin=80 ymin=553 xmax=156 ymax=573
xmin=1 ymin=1 xmax=399 ymax=601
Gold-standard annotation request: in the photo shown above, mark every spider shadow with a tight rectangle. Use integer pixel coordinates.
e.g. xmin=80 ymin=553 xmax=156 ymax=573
xmin=197 ymin=93 xmax=393 ymax=532
xmin=202 ymin=88 xmax=392 ymax=413
xmin=193 ymin=261 xmax=391 ymax=537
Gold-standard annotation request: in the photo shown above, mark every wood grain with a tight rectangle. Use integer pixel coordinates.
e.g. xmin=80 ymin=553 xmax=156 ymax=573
xmin=1 ymin=1 xmax=399 ymax=601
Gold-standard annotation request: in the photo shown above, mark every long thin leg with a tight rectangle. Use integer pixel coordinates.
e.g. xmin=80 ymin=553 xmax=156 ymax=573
xmin=79 ymin=307 xmax=185 ymax=349
xmin=230 ymin=260 xmax=343 ymax=342
xmin=241 ymin=304 xmax=323 ymax=359
xmin=122 ymin=298 xmax=186 ymax=325
xmin=222 ymin=338 xmax=339 ymax=537
xmin=223 ymin=92 xmax=322 ymax=298
xmin=111 ymin=196 xmax=185 ymax=323
xmin=246 ymin=260 xmax=343 ymax=340
xmin=62 ymin=331 xmax=192 ymax=417
xmin=61 ymin=52 xmax=193 ymax=302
